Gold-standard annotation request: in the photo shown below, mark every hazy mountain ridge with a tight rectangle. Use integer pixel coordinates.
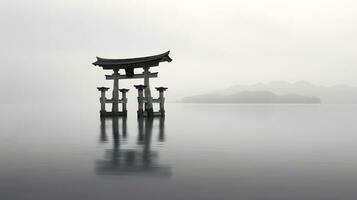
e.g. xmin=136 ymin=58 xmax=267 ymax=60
xmin=182 ymin=90 xmax=321 ymax=104
xmin=183 ymin=81 xmax=357 ymax=104
xmin=222 ymin=81 xmax=357 ymax=103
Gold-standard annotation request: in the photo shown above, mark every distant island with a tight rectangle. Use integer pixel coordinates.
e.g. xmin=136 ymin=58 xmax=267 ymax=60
xmin=182 ymin=90 xmax=321 ymax=104
xmin=181 ymin=81 xmax=357 ymax=104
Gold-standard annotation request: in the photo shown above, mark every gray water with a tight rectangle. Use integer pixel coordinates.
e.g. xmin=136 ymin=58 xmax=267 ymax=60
xmin=1 ymin=103 xmax=357 ymax=200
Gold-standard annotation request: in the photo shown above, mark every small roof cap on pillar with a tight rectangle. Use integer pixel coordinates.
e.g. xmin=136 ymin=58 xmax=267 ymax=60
xmin=97 ymin=87 xmax=110 ymax=91
xmin=119 ymin=88 xmax=130 ymax=92
xmin=134 ymin=85 xmax=147 ymax=90
xmin=155 ymin=87 xmax=168 ymax=91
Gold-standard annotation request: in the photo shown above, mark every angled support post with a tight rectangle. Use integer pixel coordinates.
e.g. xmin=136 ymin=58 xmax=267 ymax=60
xmin=155 ymin=87 xmax=168 ymax=116
xmin=97 ymin=87 xmax=110 ymax=116
xmin=119 ymin=89 xmax=129 ymax=116
xmin=134 ymin=85 xmax=147 ymax=118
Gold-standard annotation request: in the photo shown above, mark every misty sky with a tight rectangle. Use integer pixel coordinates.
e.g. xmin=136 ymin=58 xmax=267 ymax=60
xmin=1 ymin=0 xmax=357 ymax=102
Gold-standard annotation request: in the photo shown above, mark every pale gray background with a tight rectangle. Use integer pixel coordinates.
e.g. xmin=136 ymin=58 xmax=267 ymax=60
xmin=1 ymin=0 xmax=356 ymax=103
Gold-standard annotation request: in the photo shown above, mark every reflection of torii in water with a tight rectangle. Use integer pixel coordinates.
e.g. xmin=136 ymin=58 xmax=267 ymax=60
xmin=96 ymin=117 xmax=171 ymax=177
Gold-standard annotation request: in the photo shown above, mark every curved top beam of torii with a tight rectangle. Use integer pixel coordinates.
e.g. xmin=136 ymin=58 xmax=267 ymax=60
xmin=92 ymin=51 xmax=172 ymax=70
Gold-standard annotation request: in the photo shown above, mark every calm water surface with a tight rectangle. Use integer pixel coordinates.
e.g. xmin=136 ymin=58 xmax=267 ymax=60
xmin=1 ymin=103 xmax=357 ymax=200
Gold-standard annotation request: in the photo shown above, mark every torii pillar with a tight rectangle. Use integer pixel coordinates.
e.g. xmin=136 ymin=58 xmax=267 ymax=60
xmin=143 ymin=67 xmax=154 ymax=116
xmin=111 ymin=69 xmax=120 ymax=113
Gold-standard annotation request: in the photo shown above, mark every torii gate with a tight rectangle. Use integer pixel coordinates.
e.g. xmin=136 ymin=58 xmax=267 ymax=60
xmin=93 ymin=51 xmax=172 ymax=117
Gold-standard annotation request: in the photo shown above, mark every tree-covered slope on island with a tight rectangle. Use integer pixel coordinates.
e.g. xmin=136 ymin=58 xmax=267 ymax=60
xmin=182 ymin=90 xmax=321 ymax=104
